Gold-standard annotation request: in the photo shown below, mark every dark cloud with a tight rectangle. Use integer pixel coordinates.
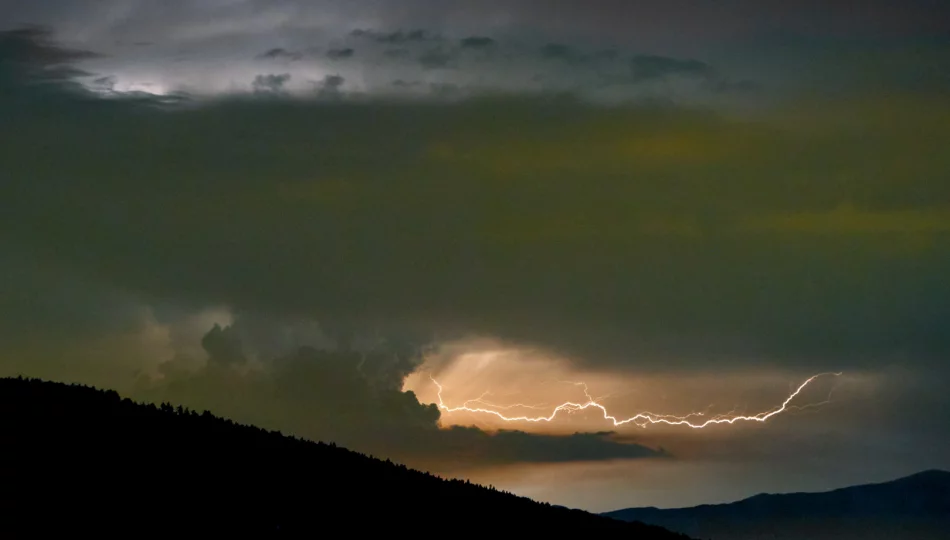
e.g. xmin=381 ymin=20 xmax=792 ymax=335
xmin=0 ymin=26 xmax=98 ymax=93
xmin=384 ymin=47 xmax=411 ymax=58
xmin=313 ymin=74 xmax=345 ymax=99
xmin=427 ymin=427 xmax=664 ymax=465
xmin=0 ymin=253 xmax=149 ymax=347
xmin=351 ymin=28 xmax=439 ymax=45
xmin=429 ymin=81 xmax=461 ymax=97
xmin=135 ymin=322 xmax=663 ymax=468
xmin=252 ymin=72 xmax=291 ymax=93
xmin=541 ymin=43 xmax=576 ymax=62
xmin=592 ymin=49 xmax=619 ymax=60
xmin=201 ymin=324 xmax=247 ymax=366
xmin=711 ymin=78 xmax=760 ymax=95
xmin=2 ymin=28 xmax=949 ymax=378
xmin=392 ymin=78 xmax=422 ymax=88
xmin=628 ymin=55 xmax=714 ymax=82
xmin=326 ymin=47 xmax=354 ymax=60
xmin=0 ymin=25 xmax=99 ymax=65
xmin=0 ymin=249 xmax=183 ymax=391
xmin=92 ymin=75 xmax=116 ymax=90
xmin=419 ymin=47 xmax=456 ymax=70
xmin=460 ymin=36 xmax=495 ymax=49
xmin=322 ymin=74 xmax=344 ymax=88
xmin=258 ymin=47 xmax=302 ymax=61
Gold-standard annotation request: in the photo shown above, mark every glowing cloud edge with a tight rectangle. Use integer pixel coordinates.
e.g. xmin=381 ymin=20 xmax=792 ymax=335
xmin=428 ymin=372 xmax=842 ymax=429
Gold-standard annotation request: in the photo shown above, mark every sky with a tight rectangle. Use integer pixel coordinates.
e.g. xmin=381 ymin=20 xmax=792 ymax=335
xmin=2 ymin=0 xmax=950 ymax=512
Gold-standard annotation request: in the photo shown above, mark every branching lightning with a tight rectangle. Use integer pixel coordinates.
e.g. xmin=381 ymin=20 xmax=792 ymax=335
xmin=461 ymin=391 xmax=551 ymax=411
xmin=429 ymin=372 xmax=842 ymax=429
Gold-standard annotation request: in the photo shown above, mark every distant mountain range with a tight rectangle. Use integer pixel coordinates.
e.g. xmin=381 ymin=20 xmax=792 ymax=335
xmin=604 ymin=469 xmax=950 ymax=539
xmin=0 ymin=377 xmax=690 ymax=536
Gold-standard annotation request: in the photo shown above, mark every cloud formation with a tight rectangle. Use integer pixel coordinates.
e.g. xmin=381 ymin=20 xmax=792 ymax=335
xmin=2 ymin=28 xmax=950 ymax=377
xmin=8 ymin=1 xmax=947 ymax=105
xmin=628 ymin=55 xmax=714 ymax=83
xmin=134 ymin=319 xmax=664 ymax=468
xmin=0 ymin=7 xmax=765 ymax=104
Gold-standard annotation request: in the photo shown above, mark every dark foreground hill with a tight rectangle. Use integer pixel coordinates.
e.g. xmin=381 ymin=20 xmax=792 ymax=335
xmin=604 ymin=469 xmax=950 ymax=540
xmin=0 ymin=377 xmax=690 ymax=536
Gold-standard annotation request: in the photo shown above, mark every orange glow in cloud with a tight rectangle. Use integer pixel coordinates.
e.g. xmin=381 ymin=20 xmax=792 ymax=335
xmin=404 ymin=339 xmax=841 ymax=433
xmin=429 ymin=372 xmax=840 ymax=429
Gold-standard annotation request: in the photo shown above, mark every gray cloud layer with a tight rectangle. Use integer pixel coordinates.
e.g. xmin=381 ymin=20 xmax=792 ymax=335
xmin=5 ymin=1 xmax=947 ymax=103
xmin=5 ymin=1 xmax=947 ymax=47
xmin=2 ymin=28 xmax=950 ymax=374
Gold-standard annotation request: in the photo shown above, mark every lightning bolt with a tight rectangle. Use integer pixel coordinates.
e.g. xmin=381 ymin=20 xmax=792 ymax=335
xmin=461 ymin=391 xmax=550 ymax=411
xmin=429 ymin=372 xmax=841 ymax=429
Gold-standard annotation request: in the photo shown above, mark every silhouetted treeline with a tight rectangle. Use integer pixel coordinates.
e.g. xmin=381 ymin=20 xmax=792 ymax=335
xmin=0 ymin=377 xmax=692 ymax=536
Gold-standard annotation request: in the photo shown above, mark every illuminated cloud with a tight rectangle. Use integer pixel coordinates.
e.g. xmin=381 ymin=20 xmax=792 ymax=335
xmin=130 ymin=319 xmax=667 ymax=468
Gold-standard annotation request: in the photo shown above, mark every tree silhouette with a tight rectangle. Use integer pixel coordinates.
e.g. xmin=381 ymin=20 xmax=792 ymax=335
xmin=0 ymin=376 xmax=693 ymax=537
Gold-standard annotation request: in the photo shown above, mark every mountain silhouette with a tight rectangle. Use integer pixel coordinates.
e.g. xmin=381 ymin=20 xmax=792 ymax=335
xmin=603 ymin=469 xmax=950 ymax=539
xmin=0 ymin=376 xmax=691 ymax=536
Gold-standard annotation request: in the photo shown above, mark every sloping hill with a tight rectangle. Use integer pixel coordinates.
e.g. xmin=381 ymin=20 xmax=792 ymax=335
xmin=0 ymin=377 xmax=690 ymax=536
xmin=604 ymin=469 xmax=950 ymax=539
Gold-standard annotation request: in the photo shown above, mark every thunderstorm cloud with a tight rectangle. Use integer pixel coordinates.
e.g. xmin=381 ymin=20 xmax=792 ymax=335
xmin=1 ymin=1 xmax=949 ymax=504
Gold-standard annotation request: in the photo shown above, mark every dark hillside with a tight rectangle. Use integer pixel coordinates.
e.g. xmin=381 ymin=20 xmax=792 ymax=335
xmin=0 ymin=377 xmax=691 ymax=536
xmin=604 ymin=469 xmax=950 ymax=539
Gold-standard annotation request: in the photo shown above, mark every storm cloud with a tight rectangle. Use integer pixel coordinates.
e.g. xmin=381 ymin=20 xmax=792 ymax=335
xmin=133 ymin=318 xmax=665 ymax=468
xmin=2 ymin=27 xmax=950 ymax=375
xmin=1 ymin=2 xmax=949 ymax=503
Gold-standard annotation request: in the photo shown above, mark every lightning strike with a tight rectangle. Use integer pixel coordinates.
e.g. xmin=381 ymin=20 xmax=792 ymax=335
xmin=461 ymin=391 xmax=550 ymax=411
xmin=429 ymin=372 xmax=842 ymax=429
